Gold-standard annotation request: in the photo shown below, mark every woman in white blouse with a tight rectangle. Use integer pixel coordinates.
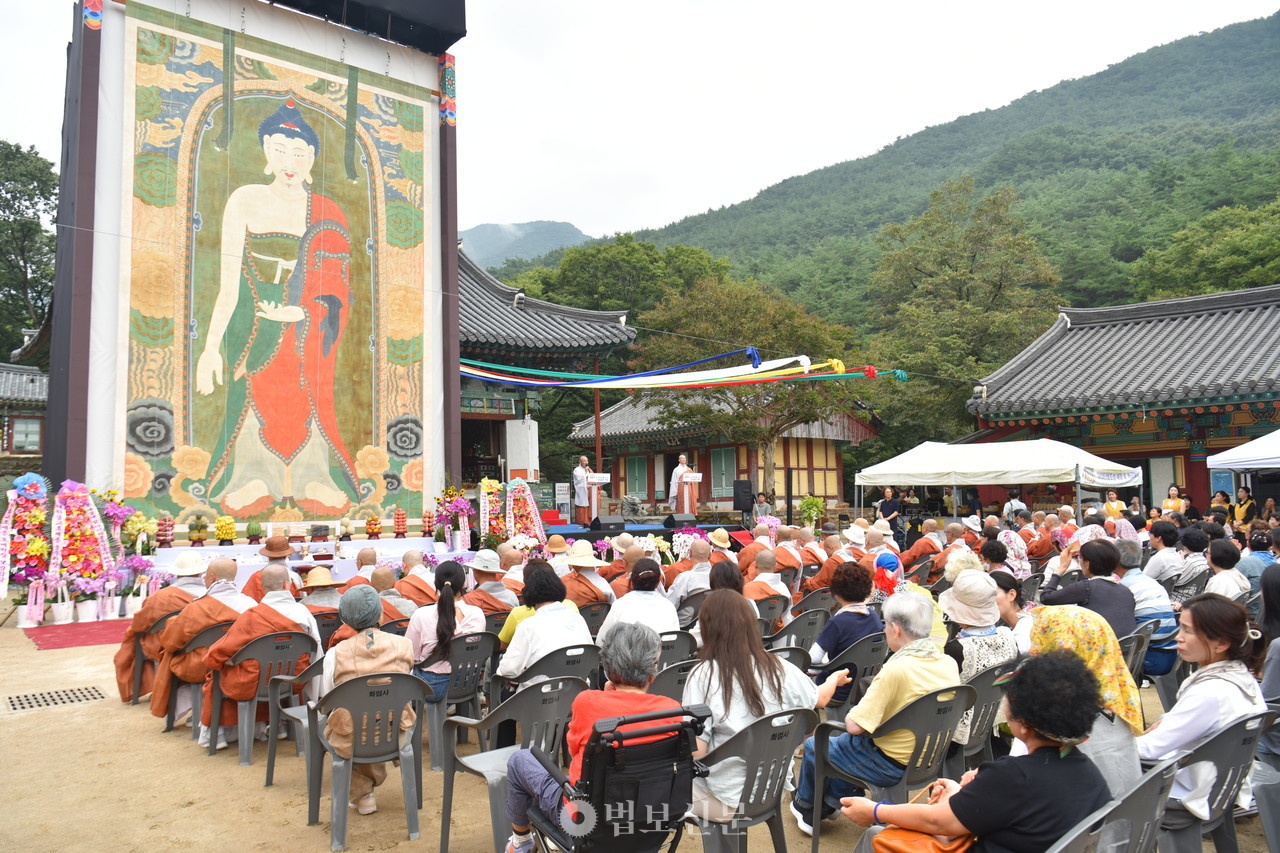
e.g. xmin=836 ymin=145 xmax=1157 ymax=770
xmin=597 ymin=558 xmax=679 ymax=643
xmin=1136 ymin=593 xmax=1267 ymax=850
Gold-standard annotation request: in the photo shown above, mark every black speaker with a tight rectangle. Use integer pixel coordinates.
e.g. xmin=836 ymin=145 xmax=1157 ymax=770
xmin=732 ymin=480 xmax=755 ymax=512
xmin=590 ymin=515 xmax=625 ymax=532
xmin=664 ymin=513 xmax=696 ymax=528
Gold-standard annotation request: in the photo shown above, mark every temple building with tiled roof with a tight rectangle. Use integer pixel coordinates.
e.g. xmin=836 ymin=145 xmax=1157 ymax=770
xmin=966 ymin=285 xmax=1280 ymax=507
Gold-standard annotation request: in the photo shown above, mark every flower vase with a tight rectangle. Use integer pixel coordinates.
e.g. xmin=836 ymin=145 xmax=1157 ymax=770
xmin=50 ymin=601 xmax=74 ymax=624
xmin=76 ymin=600 xmax=99 ymax=623
xmin=125 ymin=595 xmax=145 ymax=616
xmin=451 ymin=530 xmax=467 ymax=551
xmin=101 ymin=598 xmax=123 ymax=619
xmin=16 ymin=607 xmax=38 ymax=629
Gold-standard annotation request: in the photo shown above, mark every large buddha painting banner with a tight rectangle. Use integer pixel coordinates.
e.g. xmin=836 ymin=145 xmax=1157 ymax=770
xmin=121 ymin=4 xmax=436 ymax=522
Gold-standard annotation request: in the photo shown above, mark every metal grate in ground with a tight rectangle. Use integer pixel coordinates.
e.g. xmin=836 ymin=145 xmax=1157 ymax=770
xmin=6 ymin=686 xmax=108 ymax=711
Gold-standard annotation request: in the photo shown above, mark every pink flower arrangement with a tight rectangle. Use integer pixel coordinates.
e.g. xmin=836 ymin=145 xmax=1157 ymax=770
xmin=51 ymin=480 xmax=116 ymax=584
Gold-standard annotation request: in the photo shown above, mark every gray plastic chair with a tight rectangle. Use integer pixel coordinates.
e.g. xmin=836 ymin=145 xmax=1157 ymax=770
xmin=132 ymin=608 xmax=184 ymax=704
xmin=265 ymin=655 xmax=326 ymax=786
xmin=312 ymin=611 xmax=343 ymax=651
xmin=1153 ymin=710 xmax=1276 ymax=853
xmin=438 ymin=676 xmax=589 ymax=853
xmin=1118 ymin=619 xmax=1158 ymax=685
xmin=1153 ymin=658 xmax=1195 ymax=713
xmin=778 ymin=566 xmax=799 ymax=592
xmin=770 ymin=646 xmax=811 ymax=672
xmin=308 ymin=671 xmax=428 ymax=851
xmin=801 ymin=563 xmax=822 ymax=580
xmin=765 ymin=608 xmax=830 ymax=651
xmin=1047 ymin=755 xmax=1180 ymax=853
xmin=821 ymin=632 xmax=889 ymax=722
xmin=1169 ymin=570 xmax=1209 ymax=604
xmin=483 ymin=609 xmax=512 ymax=636
xmin=755 ymin=594 xmax=790 ymax=627
xmin=810 ymin=684 xmax=976 ymax=853
xmin=422 ymin=631 xmax=498 ymax=771
xmin=1059 ymin=568 xmax=1085 ymax=587
xmin=206 ymin=630 xmax=317 ymax=764
xmin=162 ymin=620 xmax=234 ymax=736
xmin=692 ymin=707 xmax=819 ymax=853
xmin=678 ymin=589 xmax=710 ymax=630
xmin=927 ymin=575 xmax=952 ymax=598
xmin=791 ymin=587 xmax=834 ymax=616
xmin=578 ymin=601 xmax=611 ymax=637
xmin=381 ymin=617 xmax=411 ymax=637
xmin=650 ymin=658 xmax=700 ymax=702
xmin=902 ymin=557 xmax=933 ymax=586
xmin=1021 ymin=572 xmax=1044 ymax=604
xmin=657 ymin=629 xmax=698 ymax=668
xmin=499 ymin=642 xmax=601 ymax=694
xmin=943 ymin=660 xmax=1018 ymax=779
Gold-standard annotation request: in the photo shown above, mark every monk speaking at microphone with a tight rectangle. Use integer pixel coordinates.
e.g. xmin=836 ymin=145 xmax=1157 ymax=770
xmin=113 ymin=551 xmax=209 ymax=703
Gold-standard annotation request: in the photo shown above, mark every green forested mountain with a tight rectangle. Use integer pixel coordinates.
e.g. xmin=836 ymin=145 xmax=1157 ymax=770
xmin=497 ymin=13 xmax=1280 ymax=324
xmin=459 ymin=220 xmax=590 ymax=268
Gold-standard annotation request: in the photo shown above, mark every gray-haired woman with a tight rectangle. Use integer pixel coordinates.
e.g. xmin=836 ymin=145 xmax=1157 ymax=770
xmin=502 ymin=622 xmax=681 ymax=853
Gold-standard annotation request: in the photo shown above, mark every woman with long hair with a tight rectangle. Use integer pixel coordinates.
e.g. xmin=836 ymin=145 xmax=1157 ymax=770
xmin=683 ymin=590 xmax=847 ymax=821
xmin=1137 ymin=594 xmax=1267 ymax=847
xmin=1162 ymin=484 xmax=1189 ymax=515
xmin=404 ymin=560 xmax=485 ymax=702
xmin=991 ymin=570 xmax=1035 ymax=654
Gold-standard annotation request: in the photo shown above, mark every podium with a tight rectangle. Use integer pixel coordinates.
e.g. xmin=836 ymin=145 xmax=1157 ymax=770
xmin=677 ymin=472 xmax=702 ymax=517
xmin=586 ymin=473 xmax=611 ymax=522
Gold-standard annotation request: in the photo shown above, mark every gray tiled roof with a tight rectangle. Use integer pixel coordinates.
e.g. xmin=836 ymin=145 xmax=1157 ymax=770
xmin=459 ymin=251 xmax=635 ymax=355
xmin=969 ymin=285 xmax=1280 ymax=416
xmin=0 ymin=363 xmax=48 ymax=404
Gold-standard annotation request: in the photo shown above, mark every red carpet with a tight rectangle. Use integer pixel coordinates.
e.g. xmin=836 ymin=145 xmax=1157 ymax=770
xmin=23 ymin=619 xmax=131 ymax=650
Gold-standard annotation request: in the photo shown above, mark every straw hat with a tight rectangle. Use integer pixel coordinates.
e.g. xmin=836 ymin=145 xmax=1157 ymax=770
xmin=301 ymin=566 xmax=342 ymax=589
xmin=259 ymin=535 xmax=295 ymax=558
xmin=170 ymin=551 xmax=207 ymax=576
xmin=708 ymin=528 xmax=731 ymax=549
xmin=545 ymin=534 xmax=569 ymax=554
xmin=565 ymin=539 xmax=609 ymax=568
xmin=938 ymin=571 xmax=1000 ymax=627
xmin=872 ymin=519 xmax=893 ymax=534
xmin=466 ymin=549 xmax=505 ymax=575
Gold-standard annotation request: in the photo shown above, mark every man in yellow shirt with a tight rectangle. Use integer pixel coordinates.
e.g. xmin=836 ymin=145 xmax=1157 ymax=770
xmin=790 ymin=591 xmax=961 ymax=836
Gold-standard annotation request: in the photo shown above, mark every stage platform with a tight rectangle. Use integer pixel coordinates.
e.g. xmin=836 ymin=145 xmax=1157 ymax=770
xmin=543 ymin=523 xmax=744 ymax=544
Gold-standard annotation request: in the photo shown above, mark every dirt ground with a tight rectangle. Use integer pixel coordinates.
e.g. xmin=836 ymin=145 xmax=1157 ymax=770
xmin=0 ymin=597 xmax=1268 ymax=852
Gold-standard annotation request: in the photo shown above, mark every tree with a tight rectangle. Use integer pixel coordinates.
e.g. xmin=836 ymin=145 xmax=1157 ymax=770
xmin=0 ymin=141 xmax=57 ymax=357
xmin=1132 ymin=198 xmax=1280 ymax=300
xmin=533 ymin=234 xmax=732 ymax=318
xmin=630 ymin=277 xmax=864 ymax=494
xmin=864 ymin=177 xmax=1060 ymax=456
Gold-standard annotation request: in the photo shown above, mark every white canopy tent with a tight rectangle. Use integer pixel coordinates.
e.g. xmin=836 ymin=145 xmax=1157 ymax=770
xmin=1206 ymin=427 xmax=1280 ymax=472
xmin=855 ymin=438 xmax=1144 ymax=520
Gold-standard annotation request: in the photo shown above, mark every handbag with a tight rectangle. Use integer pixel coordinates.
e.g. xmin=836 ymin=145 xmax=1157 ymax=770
xmin=871 ymin=828 xmax=975 ymax=853
xmin=870 ymin=787 xmax=975 ymax=853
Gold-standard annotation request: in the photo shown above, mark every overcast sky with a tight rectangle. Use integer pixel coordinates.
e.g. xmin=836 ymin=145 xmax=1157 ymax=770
xmin=4 ymin=1 xmax=1276 ymax=235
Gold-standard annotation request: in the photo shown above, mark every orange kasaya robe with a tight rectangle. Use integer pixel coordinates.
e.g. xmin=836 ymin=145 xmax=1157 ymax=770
xmin=201 ymin=604 xmax=313 ymax=727
xmin=744 ymin=580 xmax=787 ymax=633
xmin=242 ymin=569 xmax=300 ymax=603
xmin=394 ymin=573 xmax=438 ymax=607
xmin=610 ymin=573 xmax=635 ymax=599
xmin=563 ymin=571 xmax=608 ymax=609
xmin=326 ymin=599 xmax=405 ymax=650
xmin=461 ymin=587 xmax=514 ymax=615
xmin=962 ymin=531 xmax=981 ymax=550
xmin=599 ymin=559 xmax=629 ymax=582
xmin=898 ymin=535 xmax=940 ymax=569
xmin=149 ymin=595 xmax=241 ymax=718
xmin=113 ymin=585 xmax=197 ymax=703
xmin=1017 ymin=527 xmax=1036 ymax=545
xmin=802 ymin=549 xmax=865 ymax=596
xmin=737 ymin=541 xmax=768 ymax=577
xmin=1027 ymin=530 xmax=1057 ymax=560
xmin=709 ymin=550 xmax=733 ymax=566
xmin=502 ymin=576 xmax=525 ymax=597
xmin=773 ymin=546 xmax=802 ymax=573
xmin=663 ymin=558 xmax=692 ymax=589
xmin=337 ymin=574 xmax=373 ymax=594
